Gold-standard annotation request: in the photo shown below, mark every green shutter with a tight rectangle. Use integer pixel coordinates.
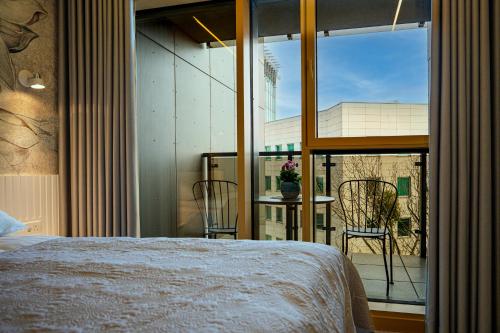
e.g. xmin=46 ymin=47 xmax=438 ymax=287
xmin=287 ymin=143 xmax=294 ymax=152
xmin=265 ymin=234 xmax=272 ymax=240
xmin=275 ymin=145 xmax=282 ymax=160
xmin=265 ymin=176 xmax=272 ymax=191
xmin=315 ymin=176 xmax=324 ymax=193
xmin=275 ymin=176 xmax=281 ymax=191
xmin=265 ymin=145 xmax=271 ymax=161
xmin=315 ymin=213 xmax=324 ymax=229
xmin=397 ymin=177 xmax=410 ymax=196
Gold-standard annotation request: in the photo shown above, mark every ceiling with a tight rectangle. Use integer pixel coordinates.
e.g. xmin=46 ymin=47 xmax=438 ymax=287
xmin=135 ymin=0 xmax=210 ymax=11
xmin=136 ymin=0 xmax=431 ymax=43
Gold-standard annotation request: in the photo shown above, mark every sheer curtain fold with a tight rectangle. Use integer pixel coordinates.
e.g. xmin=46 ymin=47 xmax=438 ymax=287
xmin=58 ymin=0 xmax=139 ymax=237
xmin=428 ymin=0 xmax=499 ymax=332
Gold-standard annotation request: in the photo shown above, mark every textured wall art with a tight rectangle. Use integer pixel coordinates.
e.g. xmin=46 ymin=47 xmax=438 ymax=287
xmin=0 ymin=0 xmax=57 ymax=174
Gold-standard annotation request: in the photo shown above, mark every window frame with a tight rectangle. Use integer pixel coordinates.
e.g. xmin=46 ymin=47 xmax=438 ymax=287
xmin=265 ymin=205 xmax=272 ymax=220
xmin=297 ymin=0 xmax=430 ymax=242
xmin=236 ymin=0 xmax=431 ymax=242
xmin=398 ymin=218 xmax=412 ymax=237
xmin=301 ymin=0 xmax=429 ymax=151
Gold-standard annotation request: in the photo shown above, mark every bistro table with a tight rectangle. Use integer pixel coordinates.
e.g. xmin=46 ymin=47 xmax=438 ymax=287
xmin=255 ymin=195 xmax=335 ymax=241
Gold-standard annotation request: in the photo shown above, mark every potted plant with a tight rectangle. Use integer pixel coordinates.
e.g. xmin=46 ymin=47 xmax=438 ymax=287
xmin=279 ymin=160 xmax=301 ymax=199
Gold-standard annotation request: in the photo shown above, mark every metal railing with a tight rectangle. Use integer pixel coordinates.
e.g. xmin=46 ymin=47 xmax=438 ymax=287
xmin=201 ymin=149 xmax=428 ymax=258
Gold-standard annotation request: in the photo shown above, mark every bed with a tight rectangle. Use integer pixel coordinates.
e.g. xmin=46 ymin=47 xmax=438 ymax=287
xmin=0 ymin=237 xmax=372 ymax=332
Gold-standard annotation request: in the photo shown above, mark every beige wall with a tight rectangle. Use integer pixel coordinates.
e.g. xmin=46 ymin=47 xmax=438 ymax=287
xmin=0 ymin=0 xmax=58 ymax=175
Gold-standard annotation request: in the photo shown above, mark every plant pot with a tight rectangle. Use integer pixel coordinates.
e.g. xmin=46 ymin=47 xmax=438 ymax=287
xmin=280 ymin=181 xmax=300 ymax=199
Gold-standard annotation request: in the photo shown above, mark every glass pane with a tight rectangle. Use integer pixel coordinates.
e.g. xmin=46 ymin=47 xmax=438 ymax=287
xmin=136 ymin=2 xmax=236 ymax=237
xmin=313 ymin=152 xmax=429 ymax=304
xmin=316 ymin=0 xmax=431 ymax=138
xmin=252 ymin=0 xmax=302 ymax=241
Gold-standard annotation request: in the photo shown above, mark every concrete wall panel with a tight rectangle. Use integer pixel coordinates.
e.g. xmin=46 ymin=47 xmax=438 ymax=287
xmin=136 ymin=33 xmax=177 ymax=237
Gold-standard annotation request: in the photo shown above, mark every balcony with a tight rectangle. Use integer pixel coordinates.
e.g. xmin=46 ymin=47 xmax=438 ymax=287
xmin=201 ymin=150 xmax=428 ymax=305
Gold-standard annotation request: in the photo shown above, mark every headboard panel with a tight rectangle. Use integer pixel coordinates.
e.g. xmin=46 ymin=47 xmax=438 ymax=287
xmin=0 ymin=175 xmax=59 ymax=236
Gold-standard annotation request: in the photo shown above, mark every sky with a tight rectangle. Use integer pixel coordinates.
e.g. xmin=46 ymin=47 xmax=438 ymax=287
xmin=265 ymin=28 xmax=429 ymax=120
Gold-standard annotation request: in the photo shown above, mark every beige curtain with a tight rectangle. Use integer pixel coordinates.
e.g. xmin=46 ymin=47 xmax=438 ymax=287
xmin=428 ymin=0 xmax=499 ymax=332
xmin=58 ymin=0 xmax=139 ymax=237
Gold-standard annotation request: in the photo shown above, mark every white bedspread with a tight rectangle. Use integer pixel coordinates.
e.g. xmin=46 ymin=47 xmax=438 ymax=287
xmin=0 ymin=235 xmax=60 ymax=252
xmin=0 ymin=238 xmax=372 ymax=332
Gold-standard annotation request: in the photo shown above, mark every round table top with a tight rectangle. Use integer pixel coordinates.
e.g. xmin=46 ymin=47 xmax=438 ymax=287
xmin=255 ymin=195 xmax=335 ymax=205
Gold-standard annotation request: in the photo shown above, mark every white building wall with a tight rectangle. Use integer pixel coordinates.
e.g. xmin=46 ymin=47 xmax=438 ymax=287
xmin=264 ymin=102 xmax=428 ymax=148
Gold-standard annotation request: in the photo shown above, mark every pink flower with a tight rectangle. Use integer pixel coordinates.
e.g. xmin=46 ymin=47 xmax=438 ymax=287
xmin=282 ymin=160 xmax=297 ymax=171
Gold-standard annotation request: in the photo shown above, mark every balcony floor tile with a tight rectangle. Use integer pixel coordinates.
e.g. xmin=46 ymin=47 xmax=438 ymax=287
xmin=351 ymin=253 xmax=404 ymax=266
xmin=362 ymin=279 xmax=419 ymax=302
xmin=407 ymin=266 xmax=427 ymax=283
xmin=350 ymin=253 xmax=427 ymax=305
xmin=355 ymin=264 xmax=410 ymax=282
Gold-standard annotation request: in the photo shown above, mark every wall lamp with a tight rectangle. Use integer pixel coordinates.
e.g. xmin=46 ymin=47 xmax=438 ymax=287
xmin=18 ymin=70 xmax=45 ymax=90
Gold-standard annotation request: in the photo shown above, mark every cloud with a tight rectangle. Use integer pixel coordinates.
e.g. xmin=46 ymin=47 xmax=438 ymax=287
xmin=266 ymin=28 xmax=429 ymax=119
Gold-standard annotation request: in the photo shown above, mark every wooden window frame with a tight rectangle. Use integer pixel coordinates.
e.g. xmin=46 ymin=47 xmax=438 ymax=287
xmin=299 ymin=0 xmax=429 ymax=241
xmin=236 ymin=0 xmax=429 ymax=241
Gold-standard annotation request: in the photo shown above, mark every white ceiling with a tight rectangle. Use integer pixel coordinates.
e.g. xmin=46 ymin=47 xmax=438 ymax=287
xmin=135 ymin=0 xmax=210 ymax=11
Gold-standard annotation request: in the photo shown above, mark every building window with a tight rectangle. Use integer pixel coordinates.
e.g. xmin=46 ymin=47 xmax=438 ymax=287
xmin=265 ymin=205 xmax=272 ymax=220
xmin=276 ymin=207 xmax=283 ymax=223
xmin=315 ymin=213 xmax=324 ymax=229
xmin=287 ymin=143 xmax=294 ymax=152
xmin=276 ymin=237 xmax=283 ymax=241
xmin=275 ymin=176 xmax=281 ymax=191
xmin=397 ymin=177 xmax=411 ymax=196
xmin=398 ymin=218 xmax=411 ymax=237
xmin=316 ymin=176 xmax=324 ymax=194
xmin=265 ymin=145 xmax=271 ymax=161
xmin=275 ymin=144 xmax=282 ymax=160
xmin=265 ymin=176 xmax=272 ymax=191
xmin=265 ymin=234 xmax=272 ymax=240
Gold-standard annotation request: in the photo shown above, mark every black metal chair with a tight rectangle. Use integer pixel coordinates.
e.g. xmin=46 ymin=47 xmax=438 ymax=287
xmin=338 ymin=179 xmax=397 ymax=296
xmin=192 ymin=180 xmax=238 ymax=239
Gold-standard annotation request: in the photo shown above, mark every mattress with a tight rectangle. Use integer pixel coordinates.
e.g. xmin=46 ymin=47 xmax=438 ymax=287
xmin=0 ymin=238 xmax=372 ymax=332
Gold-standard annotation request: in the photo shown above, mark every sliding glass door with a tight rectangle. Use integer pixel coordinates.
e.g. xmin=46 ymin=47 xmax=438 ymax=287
xmin=247 ymin=0 xmax=431 ymax=304
xmin=250 ymin=0 xmax=302 ymax=241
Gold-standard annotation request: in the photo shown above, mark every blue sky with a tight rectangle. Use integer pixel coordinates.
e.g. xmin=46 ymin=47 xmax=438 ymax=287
xmin=266 ymin=28 xmax=429 ymax=119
